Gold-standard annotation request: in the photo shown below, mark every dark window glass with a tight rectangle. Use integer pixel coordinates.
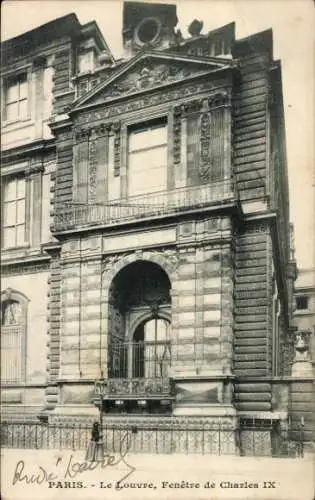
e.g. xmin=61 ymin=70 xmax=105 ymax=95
xmin=296 ymin=295 xmax=308 ymax=310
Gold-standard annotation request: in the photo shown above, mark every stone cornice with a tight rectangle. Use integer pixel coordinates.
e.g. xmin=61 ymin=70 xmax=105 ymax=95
xmin=1 ymin=138 xmax=55 ymax=166
xmin=1 ymin=258 xmax=50 ymax=276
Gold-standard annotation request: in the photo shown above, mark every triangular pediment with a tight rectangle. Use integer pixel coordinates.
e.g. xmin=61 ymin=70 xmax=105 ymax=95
xmin=71 ymin=51 xmax=234 ymax=112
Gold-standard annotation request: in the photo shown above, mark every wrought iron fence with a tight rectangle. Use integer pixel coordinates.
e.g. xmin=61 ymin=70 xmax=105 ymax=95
xmin=1 ymin=420 xmax=304 ymax=457
xmin=54 ymin=180 xmax=235 ymax=231
xmin=239 ymin=418 xmax=304 ymax=458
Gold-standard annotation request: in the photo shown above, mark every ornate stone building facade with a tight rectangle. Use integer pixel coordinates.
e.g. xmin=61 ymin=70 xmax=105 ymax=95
xmin=1 ymin=2 xmax=313 ymax=453
xmin=294 ymin=268 xmax=315 ymax=374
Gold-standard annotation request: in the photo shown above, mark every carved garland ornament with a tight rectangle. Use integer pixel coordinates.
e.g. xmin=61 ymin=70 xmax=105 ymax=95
xmin=88 ymin=132 xmax=97 ymax=201
xmin=173 ymin=105 xmax=182 ymax=165
xmin=200 ymin=98 xmax=211 ymax=182
xmin=111 ymin=122 xmax=121 ymax=177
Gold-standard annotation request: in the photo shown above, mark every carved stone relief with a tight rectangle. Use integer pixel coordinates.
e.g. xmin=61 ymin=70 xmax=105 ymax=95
xmin=101 ymin=62 xmax=207 ymax=102
xmin=102 ymin=248 xmax=179 ymax=284
xmin=88 ymin=132 xmax=97 ymax=201
xmin=173 ymin=105 xmax=181 ymax=165
xmin=111 ymin=122 xmax=121 ymax=177
xmin=75 ymin=78 xmax=229 ymax=125
xmin=200 ymin=98 xmax=211 ymax=182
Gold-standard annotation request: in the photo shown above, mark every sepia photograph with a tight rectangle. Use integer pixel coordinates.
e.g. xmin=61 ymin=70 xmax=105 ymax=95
xmin=0 ymin=0 xmax=314 ymax=499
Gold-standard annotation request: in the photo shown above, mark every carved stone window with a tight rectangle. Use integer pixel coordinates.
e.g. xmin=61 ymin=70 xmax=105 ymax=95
xmin=127 ymin=118 xmax=168 ymax=196
xmin=1 ymin=289 xmax=28 ymax=384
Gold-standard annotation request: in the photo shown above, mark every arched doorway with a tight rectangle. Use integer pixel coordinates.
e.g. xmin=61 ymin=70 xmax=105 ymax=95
xmin=107 ymin=261 xmax=172 ymax=381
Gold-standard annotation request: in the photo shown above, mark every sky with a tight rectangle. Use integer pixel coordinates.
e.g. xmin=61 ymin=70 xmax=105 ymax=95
xmin=2 ymin=0 xmax=314 ymax=269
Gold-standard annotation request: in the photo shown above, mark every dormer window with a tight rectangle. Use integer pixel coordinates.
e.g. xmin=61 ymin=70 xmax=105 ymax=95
xmin=78 ymin=50 xmax=95 ymax=74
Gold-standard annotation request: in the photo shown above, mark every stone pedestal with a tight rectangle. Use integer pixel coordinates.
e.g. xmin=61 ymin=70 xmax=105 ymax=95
xmin=291 ymin=330 xmax=313 ymax=377
xmin=49 ymin=404 xmax=99 ymax=425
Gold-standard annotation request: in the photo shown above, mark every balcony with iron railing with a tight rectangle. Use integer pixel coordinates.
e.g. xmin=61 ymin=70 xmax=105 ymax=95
xmin=53 ymin=179 xmax=236 ymax=232
xmin=94 ymin=339 xmax=221 ymax=403
xmin=95 ymin=341 xmax=173 ymax=400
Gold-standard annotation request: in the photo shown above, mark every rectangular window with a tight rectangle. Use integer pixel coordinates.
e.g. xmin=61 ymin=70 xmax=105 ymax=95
xmin=2 ymin=177 xmax=26 ymax=248
xmin=296 ymin=295 xmax=308 ymax=310
xmin=5 ymin=73 xmax=28 ymax=122
xmin=78 ymin=51 xmax=95 ymax=73
xmin=128 ymin=119 xmax=168 ymax=197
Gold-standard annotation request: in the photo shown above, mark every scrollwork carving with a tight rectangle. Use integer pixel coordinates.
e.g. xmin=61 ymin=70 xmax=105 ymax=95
xmin=208 ymin=90 xmax=230 ymax=108
xmin=92 ymin=123 xmax=109 ymax=137
xmin=74 ymin=128 xmax=90 ymax=144
xmin=159 ymin=248 xmax=180 ymax=275
xmin=102 ymin=254 xmax=127 ymax=275
xmin=180 ymin=98 xmax=202 ymax=116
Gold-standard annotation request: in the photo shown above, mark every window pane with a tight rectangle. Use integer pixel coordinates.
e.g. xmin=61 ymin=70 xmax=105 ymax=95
xmin=16 ymin=224 xmax=26 ymax=246
xmin=6 ymin=82 xmax=19 ymax=103
xmin=129 ymin=125 xmax=167 ymax=152
xmin=3 ymin=201 xmax=17 ymax=226
xmin=19 ymin=99 xmax=28 ymax=120
xmin=129 ymin=129 xmax=148 ymax=152
xmin=2 ymin=227 xmax=16 ymax=248
xmin=3 ymin=179 xmax=17 ymax=202
xmin=6 ymin=102 xmax=19 ymax=121
xmin=149 ymin=125 xmax=167 ymax=147
xmin=16 ymin=199 xmax=25 ymax=224
xmin=78 ymin=52 xmax=93 ymax=73
xmin=144 ymin=319 xmax=156 ymax=341
xmin=145 ymin=145 xmax=167 ymax=167
xmin=157 ymin=319 xmax=169 ymax=341
xmin=129 ymin=150 xmax=167 ymax=196
xmin=17 ymin=178 xmax=25 ymax=198
xmin=19 ymin=77 xmax=28 ymax=99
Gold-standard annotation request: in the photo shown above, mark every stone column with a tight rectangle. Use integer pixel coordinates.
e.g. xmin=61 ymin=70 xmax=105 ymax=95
xmin=33 ymin=59 xmax=45 ymax=139
xmin=25 ymin=156 xmax=44 ymax=250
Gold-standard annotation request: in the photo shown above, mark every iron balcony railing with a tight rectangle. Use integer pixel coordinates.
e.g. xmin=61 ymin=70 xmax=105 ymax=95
xmin=97 ymin=340 xmax=172 ymax=398
xmin=94 ymin=339 xmax=222 ymax=399
xmin=53 ymin=179 xmax=235 ymax=231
